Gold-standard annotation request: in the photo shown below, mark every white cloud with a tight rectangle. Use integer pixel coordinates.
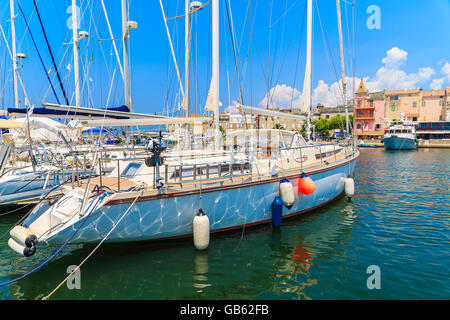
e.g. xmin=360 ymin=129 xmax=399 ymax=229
xmin=381 ymin=47 xmax=408 ymax=68
xmin=258 ymin=84 xmax=302 ymax=109
xmin=430 ymin=77 xmax=445 ymax=90
xmin=258 ymin=47 xmax=442 ymax=109
xmin=442 ymin=62 xmax=450 ymax=81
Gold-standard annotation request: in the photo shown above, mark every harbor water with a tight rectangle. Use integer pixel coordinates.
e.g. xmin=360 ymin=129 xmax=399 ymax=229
xmin=0 ymin=148 xmax=448 ymax=300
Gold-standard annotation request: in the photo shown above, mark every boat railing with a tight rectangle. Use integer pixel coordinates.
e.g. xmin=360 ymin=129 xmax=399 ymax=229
xmin=91 ymin=140 xmax=356 ymax=192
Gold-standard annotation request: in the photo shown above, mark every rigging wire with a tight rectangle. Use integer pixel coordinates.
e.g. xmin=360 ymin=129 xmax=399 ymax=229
xmin=15 ymin=2 xmax=61 ymax=105
xmin=314 ymin=0 xmax=347 ymax=132
xmin=32 ymin=0 xmax=70 ymax=105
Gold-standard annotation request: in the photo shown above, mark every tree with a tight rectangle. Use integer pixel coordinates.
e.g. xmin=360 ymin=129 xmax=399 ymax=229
xmin=329 ymin=115 xmax=354 ymax=133
xmin=312 ymin=119 xmax=330 ymax=137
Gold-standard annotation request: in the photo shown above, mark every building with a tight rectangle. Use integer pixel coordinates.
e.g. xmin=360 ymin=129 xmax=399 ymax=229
xmin=446 ymin=87 xmax=450 ymax=121
xmin=417 ymin=122 xmax=450 ymax=140
xmin=315 ymin=104 xmax=354 ymax=121
xmin=354 ymin=79 xmax=385 ymax=139
xmin=384 ymin=89 xmax=422 ymax=124
xmin=421 ymin=90 xmax=446 ymax=122
xmin=252 ymin=109 xmax=305 ymax=131
xmin=166 ymin=114 xmax=210 ymax=136
xmin=219 ymin=112 xmax=256 ymax=131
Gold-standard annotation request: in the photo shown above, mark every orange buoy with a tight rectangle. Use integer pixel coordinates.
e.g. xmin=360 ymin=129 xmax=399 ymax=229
xmin=298 ymin=173 xmax=315 ymax=195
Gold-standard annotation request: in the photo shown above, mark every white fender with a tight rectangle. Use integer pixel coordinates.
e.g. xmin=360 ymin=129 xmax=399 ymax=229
xmin=8 ymin=238 xmax=35 ymax=257
xmin=279 ymin=179 xmax=295 ymax=209
xmin=10 ymin=226 xmax=37 ymax=247
xmin=345 ymin=178 xmax=355 ymax=198
xmin=193 ymin=210 xmax=210 ymax=250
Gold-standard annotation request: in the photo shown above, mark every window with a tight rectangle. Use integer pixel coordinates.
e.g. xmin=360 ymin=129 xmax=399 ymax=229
xmin=413 ymin=117 xmax=418 ymax=122
xmin=391 ymin=96 xmax=399 ymax=101
xmin=413 ymin=102 xmax=417 ymax=108
xmin=121 ymin=163 xmax=142 ymax=178
xmin=422 ymin=100 xmax=426 ymax=107
xmin=391 ymin=105 xmax=396 ymax=111
xmin=357 ymin=124 xmax=361 ymax=129
xmin=440 ymin=99 xmax=444 ymax=106
xmin=376 ymin=124 xmax=381 ymax=130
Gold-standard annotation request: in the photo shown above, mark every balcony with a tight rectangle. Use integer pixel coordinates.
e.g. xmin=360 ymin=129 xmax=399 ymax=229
xmin=355 ymin=106 xmax=375 ymax=110
xmin=355 ymin=116 xmax=375 ymax=121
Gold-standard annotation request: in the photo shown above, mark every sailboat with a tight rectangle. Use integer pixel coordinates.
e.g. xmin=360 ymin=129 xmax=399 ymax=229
xmin=6 ymin=0 xmax=358 ymax=257
xmin=0 ymin=0 xmax=144 ymax=206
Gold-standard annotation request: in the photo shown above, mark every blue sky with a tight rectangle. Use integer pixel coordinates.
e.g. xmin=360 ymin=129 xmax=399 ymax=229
xmin=1 ymin=0 xmax=449 ymax=115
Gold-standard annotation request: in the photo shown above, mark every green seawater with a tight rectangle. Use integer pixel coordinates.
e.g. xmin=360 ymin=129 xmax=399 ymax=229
xmin=0 ymin=148 xmax=449 ymax=300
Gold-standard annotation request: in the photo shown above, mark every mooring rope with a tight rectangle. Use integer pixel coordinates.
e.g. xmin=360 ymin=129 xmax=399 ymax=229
xmin=0 ymin=192 xmax=107 ymax=288
xmin=43 ymin=189 xmax=144 ymax=300
xmin=0 ymin=204 xmax=31 ymax=217
xmin=0 ymin=176 xmax=74 ymax=242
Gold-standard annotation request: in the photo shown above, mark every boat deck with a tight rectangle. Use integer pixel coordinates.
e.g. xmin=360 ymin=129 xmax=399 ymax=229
xmin=78 ymin=176 xmax=139 ymax=192
xmin=102 ymin=148 xmax=356 ymax=205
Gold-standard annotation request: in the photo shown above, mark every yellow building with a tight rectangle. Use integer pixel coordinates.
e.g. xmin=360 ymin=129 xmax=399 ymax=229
xmin=384 ymin=89 xmax=422 ymax=124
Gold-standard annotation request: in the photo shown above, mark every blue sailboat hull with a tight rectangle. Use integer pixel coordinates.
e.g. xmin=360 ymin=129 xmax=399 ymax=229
xmin=41 ymin=156 xmax=358 ymax=245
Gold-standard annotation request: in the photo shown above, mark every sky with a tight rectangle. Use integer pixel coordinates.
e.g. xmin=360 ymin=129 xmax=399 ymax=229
xmin=0 ymin=0 xmax=449 ymax=116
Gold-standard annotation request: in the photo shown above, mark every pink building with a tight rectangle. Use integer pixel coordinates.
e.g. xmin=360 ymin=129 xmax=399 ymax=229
xmin=421 ymin=90 xmax=446 ymax=122
xmin=354 ymin=79 xmax=385 ymax=139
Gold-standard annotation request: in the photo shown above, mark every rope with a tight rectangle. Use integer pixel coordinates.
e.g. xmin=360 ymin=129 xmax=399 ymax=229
xmin=43 ymin=189 xmax=144 ymax=300
xmin=0 ymin=192 xmax=107 ymax=288
xmin=0 ymin=176 xmax=74 ymax=242
xmin=0 ymin=204 xmax=31 ymax=217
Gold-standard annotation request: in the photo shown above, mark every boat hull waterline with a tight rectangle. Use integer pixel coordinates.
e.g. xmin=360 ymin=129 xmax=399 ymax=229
xmin=25 ymin=155 xmax=358 ymax=245
xmin=383 ymin=136 xmax=417 ymax=150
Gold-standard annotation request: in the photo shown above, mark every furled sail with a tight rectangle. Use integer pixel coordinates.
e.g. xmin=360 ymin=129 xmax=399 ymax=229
xmin=205 ymin=79 xmax=222 ymax=113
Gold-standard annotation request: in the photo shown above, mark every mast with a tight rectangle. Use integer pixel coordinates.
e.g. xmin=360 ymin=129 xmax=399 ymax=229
xmin=9 ymin=0 xmax=19 ymax=108
xmin=212 ymin=0 xmax=220 ymax=148
xmin=71 ymin=0 xmax=81 ymax=108
xmin=336 ymin=0 xmax=349 ymax=136
xmin=184 ymin=0 xmax=191 ymax=117
xmin=301 ymin=0 xmax=312 ymax=142
xmin=121 ymin=0 xmax=133 ymax=111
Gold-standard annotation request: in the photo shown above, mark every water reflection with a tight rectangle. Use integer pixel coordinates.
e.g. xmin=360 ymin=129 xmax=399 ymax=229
xmin=1 ymin=149 xmax=448 ymax=300
xmin=193 ymin=251 xmax=211 ymax=291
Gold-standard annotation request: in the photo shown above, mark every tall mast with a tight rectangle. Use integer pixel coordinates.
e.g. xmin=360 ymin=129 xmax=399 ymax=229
xmin=302 ymin=0 xmax=312 ymax=142
xmin=121 ymin=0 xmax=133 ymax=111
xmin=184 ymin=0 xmax=191 ymax=117
xmin=336 ymin=0 xmax=349 ymax=136
xmin=71 ymin=0 xmax=81 ymax=108
xmin=9 ymin=0 xmax=19 ymax=108
xmin=212 ymin=0 xmax=220 ymax=147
